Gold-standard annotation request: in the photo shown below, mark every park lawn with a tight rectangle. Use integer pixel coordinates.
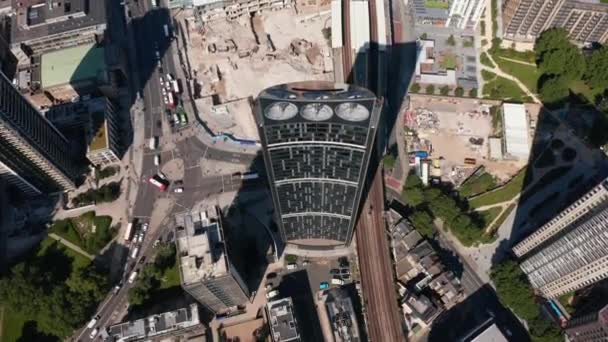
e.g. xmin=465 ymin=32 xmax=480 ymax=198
xmin=482 ymin=75 xmax=526 ymax=102
xmin=459 ymin=172 xmax=497 ymax=198
xmin=489 ymin=203 xmax=515 ymax=233
xmin=425 ymin=0 xmax=449 ymax=9
xmin=1 ymin=305 xmax=31 ymax=342
xmin=478 ymin=207 xmax=502 ymax=228
xmin=494 ymin=57 xmax=540 ymax=93
xmin=480 ymin=52 xmax=495 ymax=68
xmin=469 ymin=170 xmax=526 ymax=208
xmin=569 ymin=79 xmax=603 ymax=104
xmin=49 ymin=212 xmax=114 ymax=255
xmin=441 ymin=53 xmax=457 ymax=70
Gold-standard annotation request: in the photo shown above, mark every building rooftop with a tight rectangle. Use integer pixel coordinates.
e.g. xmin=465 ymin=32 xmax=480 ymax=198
xmin=468 ymin=322 xmax=509 ymax=342
xmin=89 ymin=112 xmax=108 ymax=151
xmin=402 ymin=293 xmax=439 ymax=323
xmin=325 ymin=288 xmax=361 ymax=342
xmin=41 ymin=43 xmax=106 ymax=88
xmin=502 ymin=103 xmax=530 ymax=159
xmin=176 ymin=208 xmax=230 ymax=286
xmin=107 ymin=303 xmax=201 ymax=341
xmin=267 ymin=297 xmax=300 ymax=342
xmin=11 ymin=0 xmax=107 ymax=45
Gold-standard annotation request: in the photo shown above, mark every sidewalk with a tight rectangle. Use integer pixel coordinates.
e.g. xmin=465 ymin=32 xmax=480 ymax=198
xmin=48 ymin=233 xmax=95 ymax=260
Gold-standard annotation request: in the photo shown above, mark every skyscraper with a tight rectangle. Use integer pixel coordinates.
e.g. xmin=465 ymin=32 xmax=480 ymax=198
xmin=565 ymin=303 xmax=608 ymax=342
xmin=255 ymin=81 xmax=381 ymax=248
xmin=514 ymin=178 xmax=608 ymax=298
xmin=0 ymin=72 xmax=79 ymax=195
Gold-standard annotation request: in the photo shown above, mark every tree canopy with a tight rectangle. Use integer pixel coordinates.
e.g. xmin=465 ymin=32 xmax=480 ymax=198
xmin=539 ymin=76 xmax=569 ymax=105
xmin=584 ymin=46 xmax=608 ymax=90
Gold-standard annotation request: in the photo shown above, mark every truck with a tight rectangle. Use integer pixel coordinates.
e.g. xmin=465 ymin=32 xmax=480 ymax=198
xmin=241 ymin=172 xmax=259 ymax=180
xmin=124 ymin=222 xmax=134 ymax=241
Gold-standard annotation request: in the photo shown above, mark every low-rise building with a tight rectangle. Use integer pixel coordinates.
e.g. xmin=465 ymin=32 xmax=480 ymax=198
xmin=196 ymin=0 xmax=293 ymax=22
xmin=459 ymin=317 xmax=509 ymax=342
xmin=106 ymin=303 xmax=204 ymax=341
xmin=415 ymin=39 xmax=458 ymax=87
xmin=323 ymin=288 xmax=361 ymax=342
xmin=266 ymin=297 xmax=301 ymax=342
xmin=402 ymin=292 xmax=441 ymax=325
xmin=176 ymin=207 xmax=249 ymax=314
xmin=502 ymin=103 xmax=530 ymax=160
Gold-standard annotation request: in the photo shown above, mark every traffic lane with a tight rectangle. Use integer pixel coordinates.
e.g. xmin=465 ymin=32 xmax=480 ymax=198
xmin=187 ymin=136 xmax=258 ymax=164
xmin=436 ymin=234 xmax=485 ymax=295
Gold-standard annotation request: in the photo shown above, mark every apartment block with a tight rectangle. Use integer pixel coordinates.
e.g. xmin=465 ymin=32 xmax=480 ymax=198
xmin=266 ymin=297 xmax=301 ymax=342
xmin=0 ymin=72 xmax=79 ymax=195
xmin=176 ymin=207 xmax=249 ymax=314
xmin=10 ymin=0 xmax=107 ymax=67
xmin=519 ymin=203 xmax=608 ymax=298
xmin=502 ymin=0 xmax=608 ymax=44
xmin=255 ymin=81 xmax=381 ymax=248
xmin=197 ymin=0 xmax=292 ymax=23
xmin=565 ymin=303 xmax=608 ymax=342
xmin=513 ymin=179 xmax=608 ymax=258
xmin=446 ymin=0 xmax=485 ymax=30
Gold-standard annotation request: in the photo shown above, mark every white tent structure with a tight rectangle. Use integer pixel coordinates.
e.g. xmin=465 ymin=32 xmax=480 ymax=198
xmin=502 ymin=103 xmax=530 ymax=159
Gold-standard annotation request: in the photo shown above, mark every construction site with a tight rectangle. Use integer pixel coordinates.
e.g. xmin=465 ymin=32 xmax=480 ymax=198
xmin=184 ymin=5 xmax=333 ymax=141
xmin=404 ymin=95 xmax=529 ymax=186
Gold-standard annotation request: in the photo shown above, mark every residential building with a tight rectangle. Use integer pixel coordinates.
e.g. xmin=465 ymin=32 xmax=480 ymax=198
xmin=565 ymin=303 xmax=608 ymax=342
xmin=255 ymin=81 xmax=381 ymax=249
xmin=266 ymin=297 xmax=300 ymax=342
xmin=10 ymin=0 xmax=107 ymax=67
xmin=459 ymin=317 xmax=509 ymax=342
xmin=501 ymin=103 xmax=530 ymax=160
xmin=176 ymin=207 xmax=249 ymax=314
xmin=323 ymin=288 xmax=361 ymax=342
xmin=518 ymin=194 xmax=608 ymax=298
xmin=513 ymin=178 xmax=608 ymax=258
xmin=414 ymin=39 xmax=459 ymax=87
xmin=45 ymin=97 xmax=121 ymax=166
xmin=0 ymin=71 xmax=79 ymax=195
xmin=502 ymin=0 xmax=608 ymax=44
xmin=106 ymin=303 xmax=204 ymax=341
xmin=402 ymin=292 xmax=441 ymax=325
xmin=197 ymin=0 xmax=292 ymax=23
xmin=411 ymin=0 xmax=450 ymax=26
xmin=446 ymin=0 xmax=485 ymax=30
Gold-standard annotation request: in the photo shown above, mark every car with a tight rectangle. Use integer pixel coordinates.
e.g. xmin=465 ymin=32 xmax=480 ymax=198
xmin=331 ymin=277 xmax=345 ymax=285
xmin=113 ymin=284 xmax=121 ymax=294
xmin=174 ymin=180 xmax=184 ymax=186
xmin=137 ymin=233 xmax=144 ymax=243
xmin=342 ymin=274 xmax=351 ymax=281
xmin=155 ymin=50 xmax=160 ymax=59
xmin=87 ymin=315 xmax=100 ymax=329
xmin=339 ymin=257 xmax=349 ymax=268
xmin=265 ymin=283 xmax=273 ymax=291
xmin=265 ymin=289 xmax=279 ymax=299
xmin=341 ymin=268 xmax=350 ymax=274
xmin=142 ymin=223 xmax=149 ymax=232
xmin=302 ymin=260 xmax=310 ymax=266
xmin=266 ymin=272 xmax=278 ymax=280
xmin=159 ymin=76 xmax=164 ymax=85
xmin=138 ymin=256 xmax=146 ymax=264
xmin=173 ymin=187 xmax=184 ymax=193
xmin=154 ymin=155 xmax=160 ymax=166
xmin=319 ymin=282 xmax=329 ymax=290
xmin=330 ymin=269 xmax=340 ymax=275
xmin=286 ymin=263 xmax=297 ymax=270
xmin=89 ymin=327 xmax=99 ymax=339
xmin=161 ymin=87 xmax=167 ymax=96
xmin=163 ymin=96 xmax=168 ymax=104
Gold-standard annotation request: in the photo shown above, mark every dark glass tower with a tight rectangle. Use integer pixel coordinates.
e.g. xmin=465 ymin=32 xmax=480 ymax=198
xmin=0 ymin=72 xmax=79 ymax=195
xmin=255 ymin=81 xmax=382 ymax=248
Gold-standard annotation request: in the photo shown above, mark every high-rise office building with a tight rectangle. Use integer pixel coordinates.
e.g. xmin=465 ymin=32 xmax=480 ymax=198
xmin=255 ymin=81 xmax=382 ymax=248
xmin=565 ymin=303 xmax=608 ymax=342
xmin=502 ymin=0 xmax=608 ymax=44
xmin=514 ymin=178 xmax=608 ymax=298
xmin=0 ymin=72 xmax=79 ymax=195
xmin=175 ymin=207 xmax=249 ymax=314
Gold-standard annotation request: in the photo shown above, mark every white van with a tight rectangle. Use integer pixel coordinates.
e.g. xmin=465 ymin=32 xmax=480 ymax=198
xmin=89 ymin=328 xmax=99 ymax=339
xmin=286 ymin=263 xmax=297 ymax=270
xmin=149 ymin=136 xmax=158 ymax=150
xmin=87 ymin=315 xmax=99 ymax=329
xmin=266 ymin=289 xmax=279 ymax=299
xmin=128 ymin=271 xmax=138 ymax=284
xmin=154 ymin=155 xmax=160 ymax=166
xmin=331 ymin=277 xmax=344 ymax=285
xmin=131 ymin=247 xmax=139 ymax=259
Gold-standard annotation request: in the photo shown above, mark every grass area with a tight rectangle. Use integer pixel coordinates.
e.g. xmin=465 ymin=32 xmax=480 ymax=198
xmin=483 ymin=75 xmax=526 ymax=102
xmin=459 ymin=172 xmax=497 ymax=198
xmin=469 ymin=169 xmax=526 ymax=208
xmin=440 ymin=53 xmax=457 ymax=70
xmin=48 ymin=211 xmax=114 ymax=255
xmin=480 ymin=20 xmax=485 ymax=36
xmin=569 ymin=79 xmax=602 ymax=104
xmin=425 ymin=0 xmax=449 ymax=9
xmin=493 ymin=57 xmax=540 ymax=93
xmin=38 ymin=238 xmax=91 ymax=271
xmin=488 ymin=203 xmax=515 ymax=233
xmin=490 ymin=47 xmax=536 ymax=64
xmin=478 ymin=207 xmax=502 ymax=227
xmin=480 ymin=52 xmax=495 ymax=68
xmin=1 ymin=306 xmax=30 ymax=342
xmin=481 ymin=69 xmax=496 ymax=81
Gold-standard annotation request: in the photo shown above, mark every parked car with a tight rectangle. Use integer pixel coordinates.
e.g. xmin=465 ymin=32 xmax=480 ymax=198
xmin=302 ymin=260 xmax=310 ymax=266
xmin=173 ymin=187 xmax=184 ymax=193
xmin=266 ymin=289 xmax=279 ymax=299
xmin=142 ymin=223 xmax=149 ymax=232
xmin=286 ymin=263 xmax=297 ymax=270
xmin=154 ymin=155 xmax=160 ymax=166
xmin=330 ymin=269 xmax=340 ymax=275
xmin=87 ymin=315 xmax=100 ymax=329
xmin=138 ymin=256 xmax=146 ymax=264
xmin=331 ymin=277 xmax=345 ymax=285
xmin=89 ymin=328 xmax=99 ymax=339
xmin=339 ymin=257 xmax=350 ymax=268
xmin=342 ymin=274 xmax=352 ymax=281
xmin=319 ymin=282 xmax=329 ymax=290
xmin=341 ymin=268 xmax=350 ymax=274
xmin=113 ymin=284 xmax=121 ymax=295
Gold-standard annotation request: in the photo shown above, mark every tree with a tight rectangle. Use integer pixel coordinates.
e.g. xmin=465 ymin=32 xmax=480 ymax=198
xmin=491 ymin=260 xmax=539 ymax=321
xmin=540 ymin=76 xmax=569 ymax=105
xmin=154 ymin=245 xmax=176 ymax=270
xmin=446 ymin=34 xmax=456 ymax=46
xmin=534 ymin=28 xmax=571 ymax=62
xmin=410 ymin=83 xmax=421 ymax=93
xmin=425 ymin=84 xmax=435 ymax=94
xmin=402 ymin=173 xmax=425 ymax=206
xmin=584 ymin=46 xmax=608 ymax=90
xmin=535 ymin=28 xmax=585 ymax=81
xmin=321 ymin=27 xmax=331 ymax=45
xmin=128 ymin=286 xmax=150 ymax=306
xmin=469 ymin=88 xmax=478 ymax=97
xmin=454 ymin=87 xmax=464 ymax=97
xmin=409 ymin=210 xmax=435 ymax=237
xmin=383 ymin=154 xmax=396 ymax=169
xmin=420 ymin=33 xmax=427 ymax=40
xmin=440 ymin=86 xmax=450 ymax=96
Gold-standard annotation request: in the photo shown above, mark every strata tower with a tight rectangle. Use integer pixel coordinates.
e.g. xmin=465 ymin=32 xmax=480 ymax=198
xmin=255 ymin=81 xmax=381 ymax=249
